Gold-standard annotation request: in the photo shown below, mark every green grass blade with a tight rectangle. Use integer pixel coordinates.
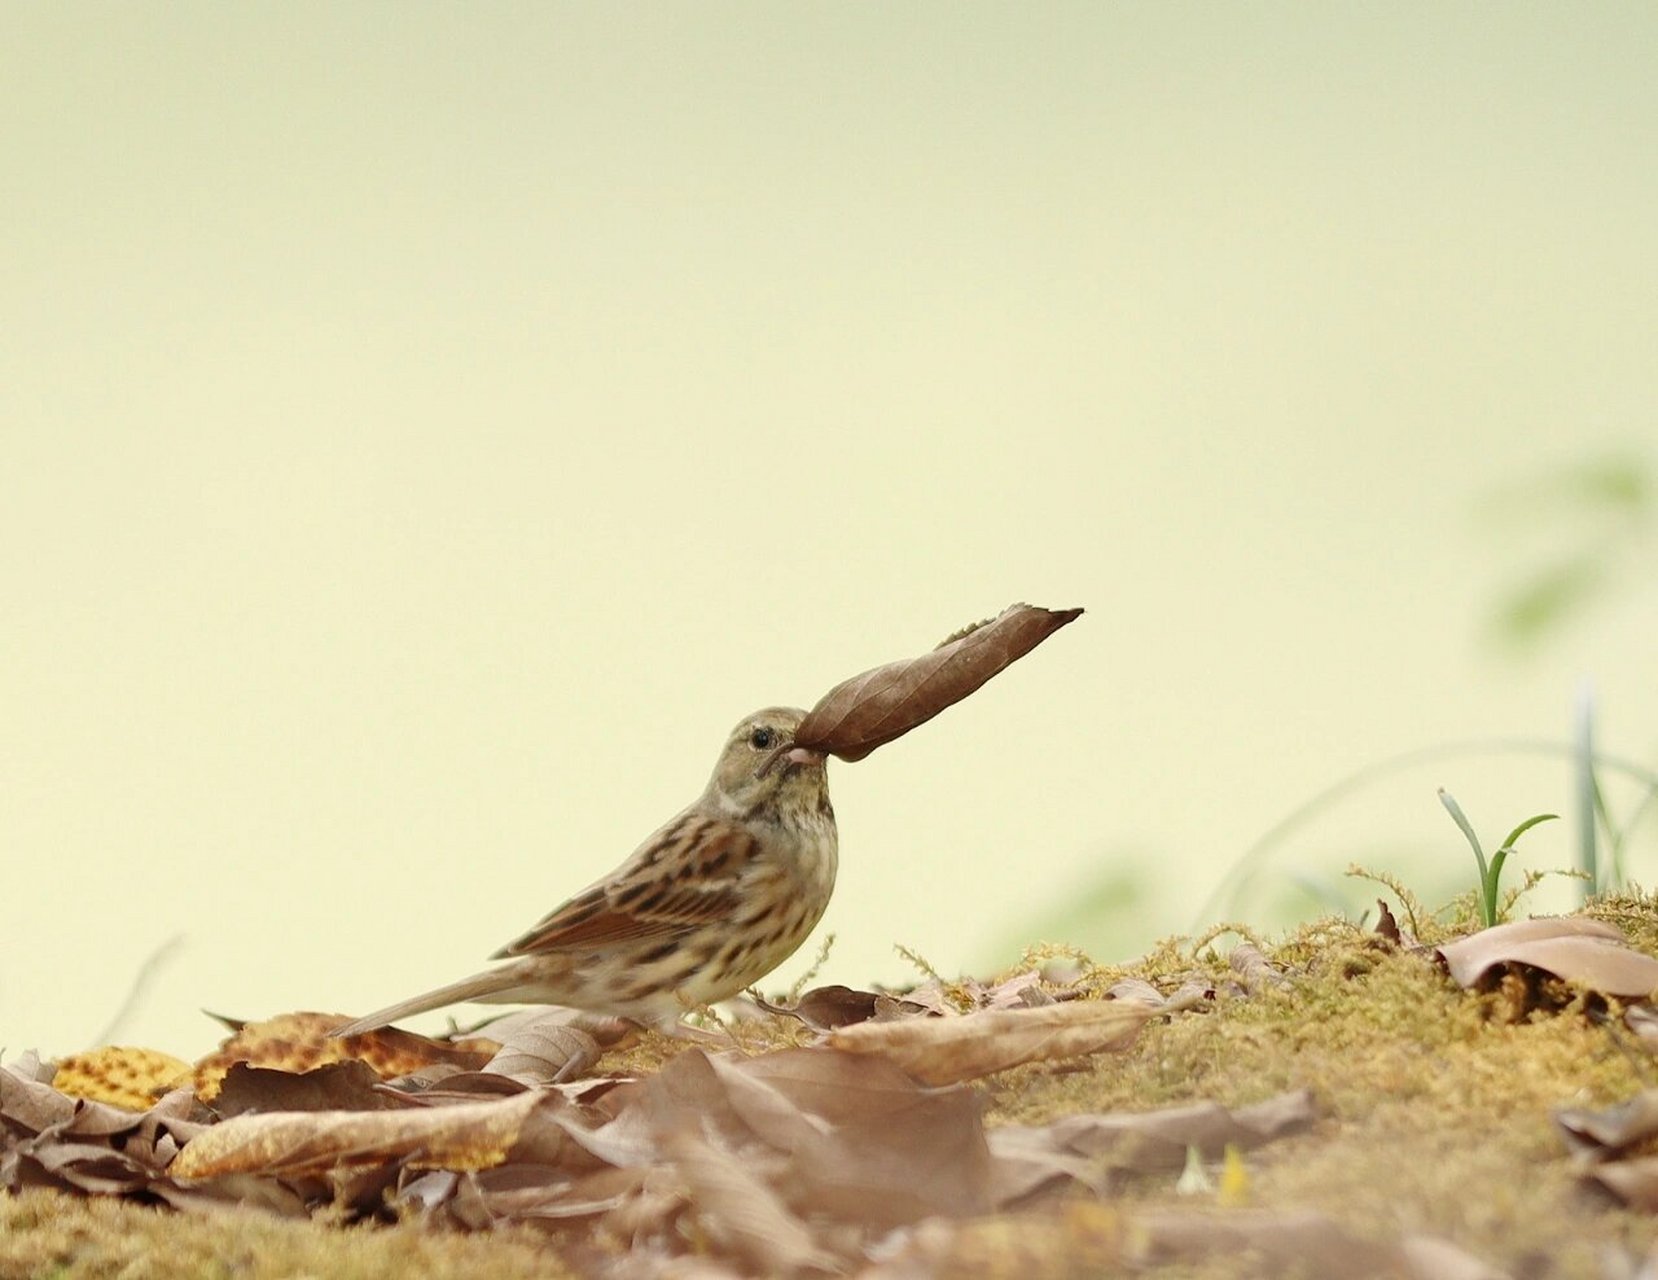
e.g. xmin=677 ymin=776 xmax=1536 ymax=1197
xmin=1438 ymin=788 xmax=1488 ymax=883
xmin=1499 ymin=812 xmax=1560 ymax=851
xmin=1575 ymin=682 xmax=1597 ymax=897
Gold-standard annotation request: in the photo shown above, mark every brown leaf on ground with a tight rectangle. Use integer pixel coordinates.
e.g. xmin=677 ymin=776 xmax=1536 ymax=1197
xmin=789 ymin=984 xmax=884 ymax=1030
xmin=1132 ymin=1208 xmax=1507 ymax=1279
xmin=471 ymin=1008 xmax=631 ymax=1085
xmin=966 ymin=970 xmax=1052 ymax=1009
xmin=211 ymin=1061 xmax=396 ymax=1118
xmin=21 ymin=1138 xmax=168 ymax=1197
xmin=53 ymin=1048 xmax=193 ymax=1112
xmin=1555 ymin=1091 xmax=1658 ymax=1160
xmin=1623 ymin=1002 xmax=1658 ymax=1054
xmin=1106 ymin=978 xmax=1172 ymax=1007
xmin=2 ymin=1059 xmax=147 ymax=1139
xmin=170 ymin=1088 xmax=548 ymax=1179
xmin=1376 ymin=899 xmax=1402 ymax=944
xmin=878 ymin=979 xmax=963 ymax=1018
xmin=193 ymin=1013 xmax=496 ymax=1101
xmin=863 ymin=1201 xmax=1127 ymax=1278
xmin=660 ymin=1126 xmax=842 ymax=1276
xmin=987 ymin=1089 xmax=1318 ymax=1204
xmin=583 ymin=1046 xmax=993 ymax=1231
xmin=374 ymin=1042 xmax=1001 ymax=1264
xmin=710 ymin=1047 xmax=993 ymax=1226
xmin=1229 ymin=944 xmax=1291 ymax=991
xmin=792 ymin=603 xmax=1083 ymax=762
xmin=1583 ymin=1157 xmax=1658 ymax=1212
xmin=2 ymin=1061 xmax=213 ymax=1202
xmin=1435 ymin=918 xmax=1658 ymax=997
xmin=828 ymin=998 xmax=1158 ymax=1085
xmin=433 ymin=1162 xmax=646 ymax=1232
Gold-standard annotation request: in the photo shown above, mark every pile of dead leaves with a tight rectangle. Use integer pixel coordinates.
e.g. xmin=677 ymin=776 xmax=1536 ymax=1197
xmin=11 ymin=911 xmax=1658 ymax=1276
xmin=1 ymin=968 xmax=1323 ymax=1276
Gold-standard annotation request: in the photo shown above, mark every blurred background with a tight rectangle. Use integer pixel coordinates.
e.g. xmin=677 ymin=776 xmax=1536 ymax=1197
xmin=4 ymin=5 xmax=1656 ymax=1060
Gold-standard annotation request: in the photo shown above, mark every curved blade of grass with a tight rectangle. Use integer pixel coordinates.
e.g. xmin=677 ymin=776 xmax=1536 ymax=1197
xmin=1576 ymin=681 xmax=1598 ymax=896
xmin=1483 ymin=814 xmax=1559 ymax=928
xmin=1438 ymin=789 xmax=1488 ymax=883
xmin=1499 ymin=812 xmax=1560 ymax=852
xmin=1439 ymin=788 xmax=1499 ymax=926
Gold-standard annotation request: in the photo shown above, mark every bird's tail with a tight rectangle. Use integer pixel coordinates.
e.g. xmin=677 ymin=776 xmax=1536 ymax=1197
xmin=329 ymin=965 xmax=543 ymax=1039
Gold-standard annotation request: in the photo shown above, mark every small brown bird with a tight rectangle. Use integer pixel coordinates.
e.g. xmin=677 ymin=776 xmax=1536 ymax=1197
xmin=332 ymin=707 xmax=836 ymax=1037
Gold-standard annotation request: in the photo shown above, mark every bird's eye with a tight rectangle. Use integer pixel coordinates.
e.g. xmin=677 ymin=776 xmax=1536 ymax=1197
xmin=749 ymin=727 xmax=774 ymax=750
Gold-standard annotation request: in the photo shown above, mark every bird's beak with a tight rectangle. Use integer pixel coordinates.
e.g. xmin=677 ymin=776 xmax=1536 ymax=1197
xmin=757 ymin=742 xmax=826 ymax=777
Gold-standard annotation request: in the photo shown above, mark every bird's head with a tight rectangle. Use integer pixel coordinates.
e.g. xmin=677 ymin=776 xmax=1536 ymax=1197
xmin=705 ymin=705 xmax=830 ymax=822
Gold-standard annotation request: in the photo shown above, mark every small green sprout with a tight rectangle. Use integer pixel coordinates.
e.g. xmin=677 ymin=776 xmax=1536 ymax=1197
xmin=1437 ymin=788 xmax=1559 ymax=928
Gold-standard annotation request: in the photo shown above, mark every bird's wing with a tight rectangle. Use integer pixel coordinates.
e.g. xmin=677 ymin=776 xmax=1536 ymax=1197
xmin=490 ymin=810 xmax=756 ymax=958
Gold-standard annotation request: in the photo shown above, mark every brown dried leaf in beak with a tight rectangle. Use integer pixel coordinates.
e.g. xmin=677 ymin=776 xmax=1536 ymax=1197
xmin=794 ymin=602 xmax=1083 ymax=762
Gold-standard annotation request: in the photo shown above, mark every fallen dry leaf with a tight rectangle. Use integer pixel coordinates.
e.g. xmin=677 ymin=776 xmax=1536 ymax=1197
xmin=170 ymin=1087 xmax=548 ymax=1179
xmin=1132 ymin=1208 xmax=1506 ymax=1279
xmin=987 ymin=1089 xmax=1317 ymax=1204
xmin=2 ymin=1060 xmax=214 ymax=1203
xmin=1229 ymin=944 xmax=1291 ymax=991
xmin=1376 ymin=899 xmax=1402 ymax=945
xmin=713 ymin=1047 xmax=993 ymax=1225
xmin=472 ymin=1007 xmax=631 ymax=1085
xmin=53 ymin=1047 xmax=193 ymax=1111
xmin=2 ymin=1058 xmax=147 ymax=1139
xmin=864 ymin=1201 xmax=1127 ymax=1278
xmin=661 ymin=1125 xmax=841 ymax=1275
xmin=1582 ymin=1157 xmax=1658 ymax=1212
xmin=211 ymin=1060 xmax=397 ymax=1118
xmin=1623 ymin=1002 xmax=1658 ymax=1055
xmin=828 ymin=998 xmax=1158 ymax=1085
xmin=193 ymin=1012 xmax=496 ymax=1100
xmin=580 ymin=1047 xmax=994 ymax=1232
xmin=432 ymin=1162 xmax=646 ymax=1232
xmin=792 ymin=602 xmax=1082 ymax=762
xmin=966 ymin=970 xmax=1052 ymax=1009
xmin=1436 ymin=917 xmax=1658 ymax=997
xmin=786 ymin=984 xmax=884 ymax=1030
xmin=1555 ymin=1090 xmax=1658 ymax=1161
xmin=1106 ymin=978 xmax=1171 ymax=1007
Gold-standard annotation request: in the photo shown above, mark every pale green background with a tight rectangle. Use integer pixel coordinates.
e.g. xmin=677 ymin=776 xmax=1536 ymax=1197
xmin=5 ymin=5 xmax=1656 ymax=1059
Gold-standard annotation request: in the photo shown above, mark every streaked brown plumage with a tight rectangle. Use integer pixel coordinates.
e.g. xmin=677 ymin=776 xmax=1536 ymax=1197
xmin=332 ymin=707 xmax=836 ymax=1037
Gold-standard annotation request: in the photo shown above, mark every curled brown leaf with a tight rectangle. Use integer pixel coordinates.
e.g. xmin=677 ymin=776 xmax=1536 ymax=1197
xmin=828 ymin=999 xmax=1157 ymax=1086
xmin=1229 ymin=944 xmax=1290 ymax=991
xmin=170 ymin=1088 xmax=548 ymax=1179
xmin=192 ymin=1012 xmax=496 ymax=1101
xmin=1436 ymin=917 xmax=1658 ymax=997
xmin=793 ymin=603 xmax=1083 ymax=762
xmin=1555 ymin=1090 xmax=1658 ymax=1160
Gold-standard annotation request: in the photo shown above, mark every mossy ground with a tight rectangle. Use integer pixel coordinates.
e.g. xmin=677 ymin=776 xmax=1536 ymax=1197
xmin=0 ymin=1189 xmax=573 ymax=1280
xmin=7 ymin=890 xmax=1658 ymax=1277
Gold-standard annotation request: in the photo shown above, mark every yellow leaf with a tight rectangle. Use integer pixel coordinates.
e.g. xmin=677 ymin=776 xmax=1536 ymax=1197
xmin=54 ymin=1047 xmax=192 ymax=1111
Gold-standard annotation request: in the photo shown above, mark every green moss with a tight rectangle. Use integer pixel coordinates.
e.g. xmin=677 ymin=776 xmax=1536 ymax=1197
xmin=0 ymin=1190 xmax=572 ymax=1280
xmin=978 ymin=910 xmax=1658 ymax=1274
